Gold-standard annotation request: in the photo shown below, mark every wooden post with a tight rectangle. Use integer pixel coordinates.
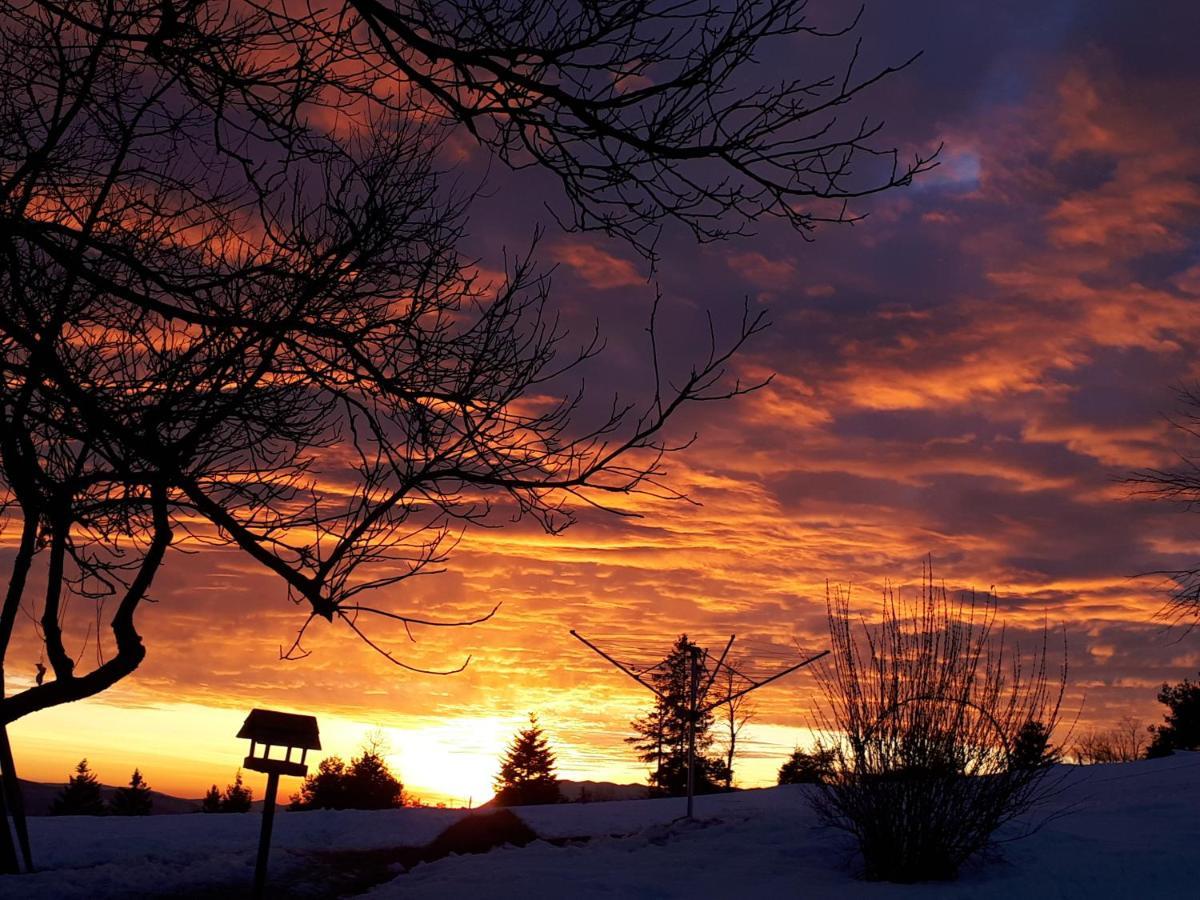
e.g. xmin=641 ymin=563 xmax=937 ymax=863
xmin=253 ymin=770 xmax=280 ymax=899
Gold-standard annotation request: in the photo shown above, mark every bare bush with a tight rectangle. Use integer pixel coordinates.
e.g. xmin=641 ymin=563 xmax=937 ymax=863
xmin=811 ymin=569 xmax=1067 ymax=882
xmin=1072 ymin=717 xmax=1146 ymax=764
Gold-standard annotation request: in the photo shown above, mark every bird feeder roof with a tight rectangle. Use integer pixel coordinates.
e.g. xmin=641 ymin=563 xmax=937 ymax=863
xmin=236 ymin=708 xmax=321 ymax=750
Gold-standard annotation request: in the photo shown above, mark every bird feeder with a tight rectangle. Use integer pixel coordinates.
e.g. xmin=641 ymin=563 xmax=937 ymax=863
xmin=236 ymin=708 xmax=321 ymax=898
xmin=238 ymin=708 xmax=321 ymax=777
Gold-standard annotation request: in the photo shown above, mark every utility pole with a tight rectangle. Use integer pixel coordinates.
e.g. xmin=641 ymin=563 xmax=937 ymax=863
xmin=685 ymin=645 xmax=697 ymax=819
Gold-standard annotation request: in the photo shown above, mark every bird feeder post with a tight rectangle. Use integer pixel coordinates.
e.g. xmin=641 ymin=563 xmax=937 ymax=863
xmin=236 ymin=709 xmax=321 ymax=899
xmin=254 ymin=770 xmax=281 ymax=899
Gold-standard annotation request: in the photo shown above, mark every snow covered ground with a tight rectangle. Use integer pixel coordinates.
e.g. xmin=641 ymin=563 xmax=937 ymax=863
xmin=3 ymin=753 xmax=1197 ymax=899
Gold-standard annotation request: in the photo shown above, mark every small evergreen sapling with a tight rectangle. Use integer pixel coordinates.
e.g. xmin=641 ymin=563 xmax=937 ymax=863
xmin=494 ymin=714 xmax=562 ymax=806
xmin=109 ymin=768 xmax=153 ymax=815
xmin=220 ymin=770 xmax=253 ymax=812
xmin=201 ymin=784 xmax=223 ymax=813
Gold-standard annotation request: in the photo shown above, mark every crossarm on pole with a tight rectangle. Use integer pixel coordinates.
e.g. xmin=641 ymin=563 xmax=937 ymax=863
xmin=698 ymin=649 xmax=830 ymax=714
xmin=569 ymin=630 xmax=668 ymax=701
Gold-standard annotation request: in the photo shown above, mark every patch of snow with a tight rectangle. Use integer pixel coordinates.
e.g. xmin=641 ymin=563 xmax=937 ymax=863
xmin=2 ymin=754 xmax=1197 ymax=899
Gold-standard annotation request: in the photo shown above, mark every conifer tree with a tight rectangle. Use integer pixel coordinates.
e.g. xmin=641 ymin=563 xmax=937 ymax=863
xmin=201 ymin=784 xmax=223 ymax=813
xmin=220 ymin=770 xmax=253 ymax=813
xmin=1008 ymin=720 xmax=1060 ymax=771
xmin=50 ymin=759 xmax=106 ymax=816
xmin=626 ymin=635 xmax=729 ymax=796
xmin=494 ymin=714 xmax=562 ymax=806
xmin=1147 ymin=673 xmax=1200 ymax=757
xmin=109 ymin=768 xmax=153 ymax=815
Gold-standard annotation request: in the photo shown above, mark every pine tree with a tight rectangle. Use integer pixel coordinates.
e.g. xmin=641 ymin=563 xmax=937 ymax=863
xmin=220 ymin=769 xmax=253 ymax=813
xmin=344 ymin=748 xmax=405 ymax=809
xmin=494 ymin=714 xmax=561 ymax=806
xmin=201 ymin=784 xmax=223 ymax=813
xmin=1009 ymin=720 xmax=1060 ymax=771
xmin=1147 ymin=673 xmax=1200 ymax=757
xmin=626 ymin=635 xmax=729 ymax=796
xmin=109 ymin=768 xmax=153 ymax=815
xmin=50 ymin=759 xmax=106 ymax=816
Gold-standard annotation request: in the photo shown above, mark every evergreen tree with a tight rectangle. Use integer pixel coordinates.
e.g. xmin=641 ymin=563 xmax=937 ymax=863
xmin=291 ymin=741 xmax=405 ymax=810
xmin=50 ymin=759 xmax=106 ymax=816
xmin=778 ymin=745 xmax=837 ymax=785
xmin=343 ymin=748 xmax=405 ymax=810
xmin=1147 ymin=673 xmax=1200 ymax=757
xmin=220 ymin=769 xmax=253 ymax=813
xmin=109 ymin=768 xmax=153 ymax=815
xmin=626 ymin=635 xmax=729 ymax=796
xmin=494 ymin=714 xmax=562 ymax=806
xmin=201 ymin=784 xmax=223 ymax=813
xmin=1009 ymin=720 xmax=1060 ymax=771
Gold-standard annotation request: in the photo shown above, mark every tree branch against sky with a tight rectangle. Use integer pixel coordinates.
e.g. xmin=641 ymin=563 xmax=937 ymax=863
xmin=0 ymin=0 xmax=925 ymax=739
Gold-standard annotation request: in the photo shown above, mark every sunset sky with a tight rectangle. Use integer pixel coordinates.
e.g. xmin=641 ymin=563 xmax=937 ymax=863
xmin=6 ymin=0 xmax=1200 ymax=807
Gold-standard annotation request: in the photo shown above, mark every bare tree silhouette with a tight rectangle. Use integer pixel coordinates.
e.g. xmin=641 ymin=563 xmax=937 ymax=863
xmin=1130 ymin=386 xmax=1200 ymax=627
xmin=0 ymin=0 xmax=929 ymax=870
xmin=811 ymin=568 xmax=1068 ymax=882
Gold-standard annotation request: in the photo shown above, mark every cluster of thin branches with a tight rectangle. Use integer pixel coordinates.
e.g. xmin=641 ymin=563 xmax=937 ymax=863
xmin=810 ymin=568 xmax=1067 ymax=882
xmin=1071 ymin=716 xmax=1146 ymax=764
xmin=293 ymin=0 xmax=940 ymax=257
xmin=1129 ymin=384 xmax=1200 ymax=627
xmin=0 ymin=0 xmax=926 ymax=727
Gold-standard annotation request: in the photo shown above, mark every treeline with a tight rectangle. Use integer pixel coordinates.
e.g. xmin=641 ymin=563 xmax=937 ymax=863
xmin=49 ymin=761 xmax=153 ymax=816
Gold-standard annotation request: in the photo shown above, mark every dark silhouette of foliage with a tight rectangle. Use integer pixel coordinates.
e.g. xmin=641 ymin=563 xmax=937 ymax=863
xmin=811 ymin=568 xmax=1067 ymax=882
xmin=1147 ymin=673 xmax=1200 ymax=757
xmin=218 ymin=770 xmax=253 ymax=814
xmin=291 ymin=740 xmax=405 ymax=811
xmin=494 ymin=714 xmax=562 ymax=807
xmin=1009 ymin=720 xmax=1060 ymax=771
xmin=201 ymin=785 xmax=223 ymax=814
xmin=50 ymin=759 xmax=105 ymax=816
xmin=109 ymin=768 xmax=153 ymax=816
xmin=778 ymin=745 xmax=837 ymax=785
xmin=627 ymin=635 xmax=730 ymax=796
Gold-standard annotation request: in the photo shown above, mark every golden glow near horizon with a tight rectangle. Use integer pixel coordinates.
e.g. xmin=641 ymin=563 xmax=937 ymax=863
xmin=5 ymin=39 xmax=1200 ymax=805
xmin=6 ymin=693 xmax=827 ymax=807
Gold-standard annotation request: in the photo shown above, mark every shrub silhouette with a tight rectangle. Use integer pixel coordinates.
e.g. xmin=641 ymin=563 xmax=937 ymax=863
xmin=291 ymin=742 xmax=404 ymax=810
xmin=811 ymin=568 xmax=1066 ymax=882
xmin=778 ymin=745 xmax=836 ymax=785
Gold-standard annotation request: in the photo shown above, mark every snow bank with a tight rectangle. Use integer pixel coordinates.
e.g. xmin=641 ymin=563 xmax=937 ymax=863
xmin=1 ymin=754 xmax=1196 ymax=899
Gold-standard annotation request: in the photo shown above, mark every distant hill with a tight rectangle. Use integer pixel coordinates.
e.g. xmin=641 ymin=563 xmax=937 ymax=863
xmin=480 ymin=779 xmax=648 ymax=807
xmin=16 ymin=779 xmax=201 ymax=816
xmin=558 ymin=780 xmax=648 ymax=803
